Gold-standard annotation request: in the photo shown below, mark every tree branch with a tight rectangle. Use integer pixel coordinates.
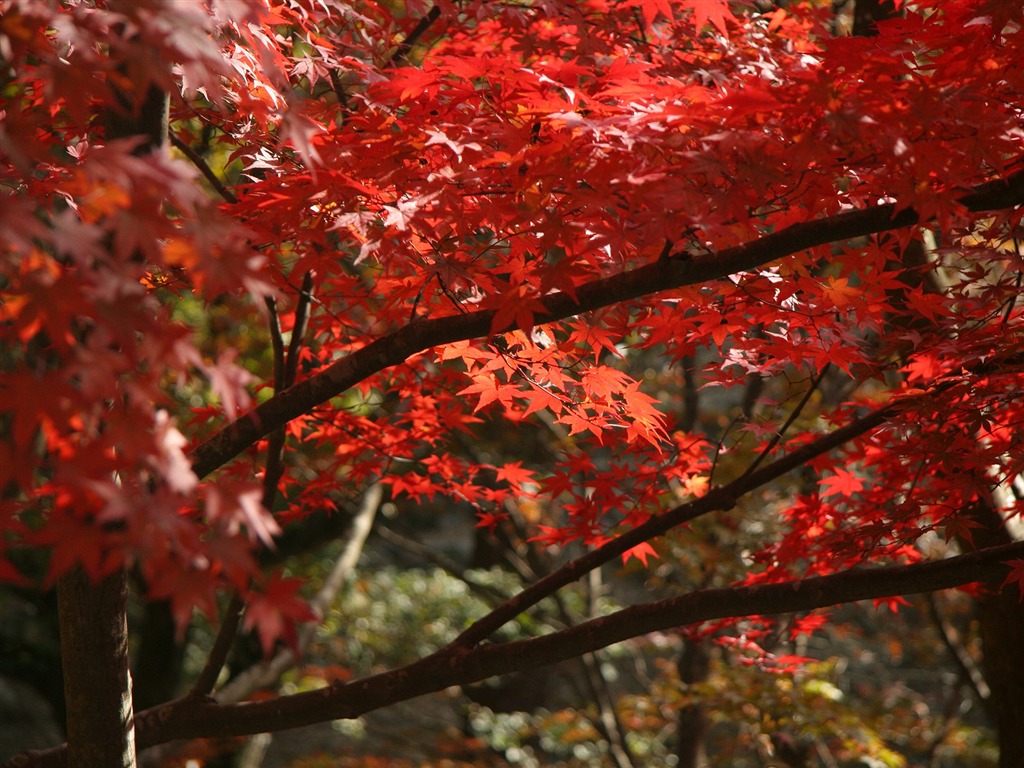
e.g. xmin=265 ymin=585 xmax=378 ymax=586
xmin=188 ymin=593 xmax=245 ymax=701
xmin=924 ymin=592 xmax=992 ymax=714
xmin=389 ymin=5 xmax=442 ymax=65
xmin=11 ymin=542 xmax=1018 ymax=768
xmin=449 ymin=397 xmax=900 ymax=650
xmin=188 ymin=168 xmax=1024 ymax=480
xmin=14 ymin=534 xmax=1019 ymax=768
xmin=169 ymin=133 xmax=237 ymax=205
xmin=191 ymin=277 xmax=318 ymax=701
xmin=741 ymin=363 xmax=830 ymax=480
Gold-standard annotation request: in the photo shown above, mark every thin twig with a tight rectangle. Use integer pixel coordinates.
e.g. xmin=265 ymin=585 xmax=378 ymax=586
xmin=265 ymin=273 xmax=315 ymax=506
xmin=389 ymin=6 xmax=442 ymax=65
xmin=374 ymin=524 xmax=511 ymax=605
xmin=328 ymin=69 xmax=349 ymax=115
xmin=924 ymin=592 xmax=992 ymax=714
xmin=192 ymin=281 xmax=315 ymax=702
xmin=544 ymin=582 xmax=635 ymax=768
xmin=581 ymin=652 xmax=636 ymax=768
xmin=283 ymin=271 xmax=314 ymax=388
xmin=999 ymin=258 xmax=1021 ymax=326
xmin=188 ymin=593 xmax=245 ymax=699
xmin=740 ymin=363 xmax=831 ymax=480
xmin=266 ymin=296 xmax=286 ymax=395
xmin=169 ymin=133 xmax=237 ymax=204
xmin=263 ymin=296 xmax=288 ymax=508
xmin=189 ymin=297 xmax=288 ymax=700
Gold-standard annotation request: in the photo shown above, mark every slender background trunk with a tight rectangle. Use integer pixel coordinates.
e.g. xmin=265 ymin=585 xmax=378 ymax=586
xmin=963 ymin=499 xmax=1024 ymax=768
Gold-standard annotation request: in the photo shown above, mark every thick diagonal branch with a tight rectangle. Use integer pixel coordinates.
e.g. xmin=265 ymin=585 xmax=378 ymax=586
xmin=19 ymin=541 xmax=1020 ymax=768
xmin=189 ymin=169 xmax=1024 ymax=480
xmin=125 ymin=542 xmax=1024 ymax=752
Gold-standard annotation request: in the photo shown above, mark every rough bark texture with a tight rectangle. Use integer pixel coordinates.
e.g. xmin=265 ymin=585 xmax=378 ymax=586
xmin=56 ymin=568 xmax=135 ymax=768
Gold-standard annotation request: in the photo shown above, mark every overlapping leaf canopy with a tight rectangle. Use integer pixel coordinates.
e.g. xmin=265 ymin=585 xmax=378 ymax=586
xmin=2 ymin=0 xmax=1023 ymax=640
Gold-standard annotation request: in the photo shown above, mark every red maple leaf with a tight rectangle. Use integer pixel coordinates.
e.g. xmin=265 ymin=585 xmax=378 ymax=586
xmin=495 ymin=461 xmax=534 ymax=488
xmin=243 ymin=574 xmax=317 ymax=657
xmin=622 ymin=541 xmax=658 ymax=567
xmin=1000 ymin=558 xmax=1024 ymax=601
xmin=682 ymin=0 xmax=734 ymax=35
xmin=819 ymin=468 xmax=865 ymax=499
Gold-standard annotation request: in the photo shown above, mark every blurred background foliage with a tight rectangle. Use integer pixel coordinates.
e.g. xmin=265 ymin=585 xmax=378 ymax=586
xmin=0 ymin=297 xmax=999 ymax=768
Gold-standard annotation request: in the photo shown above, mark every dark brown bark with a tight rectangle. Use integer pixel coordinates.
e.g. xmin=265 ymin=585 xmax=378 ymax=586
xmin=676 ymin=639 xmax=710 ymax=768
xmin=961 ymin=500 xmax=1024 ymax=768
xmin=104 ymin=84 xmax=169 ymax=154
xmin=978 ymin=576 xmax=1024 ymax=768
xmin=56 ymin=568 xmax=135 ymax=768
xmin=851 ymin=0 xmax=898 ymax=36
xmin=12 ymin=542 xmax=1021 ymax=767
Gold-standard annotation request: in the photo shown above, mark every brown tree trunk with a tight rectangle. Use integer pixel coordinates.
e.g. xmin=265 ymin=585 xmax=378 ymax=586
xmin=676 ymin=638 xmax=710 ymax=768
xmin=961 ymin=500 xmax=1024 ymax=768
xmin=57 ymin=568 xmax=137 ymax=768
xmin=978 ymin=586 xmax=1024 ymax=768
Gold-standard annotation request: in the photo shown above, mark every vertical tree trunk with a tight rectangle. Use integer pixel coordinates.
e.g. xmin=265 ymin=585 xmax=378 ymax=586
xmin=961 ymin=500 xmax=1024 ymax=768
xmin=55 ymin=48 xmax=169 ymax=767
xmin=676 ymin=639 xmax=709 ymax=768
xmin=57 ymin=567 xmax=137 ymax=768
xmin=978 ymin=587 xmax=1024 ymax=768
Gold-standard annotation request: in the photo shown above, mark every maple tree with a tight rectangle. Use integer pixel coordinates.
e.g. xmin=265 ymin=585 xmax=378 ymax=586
xmin=1 ymin=0 xmax=1023 ymax=766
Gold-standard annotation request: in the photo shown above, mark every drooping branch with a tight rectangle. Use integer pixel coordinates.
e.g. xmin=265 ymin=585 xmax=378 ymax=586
xmin=188 ymin=168 xmax=1024 ymax=480
xmin=169 ymin=132 xmax=238 ymax=204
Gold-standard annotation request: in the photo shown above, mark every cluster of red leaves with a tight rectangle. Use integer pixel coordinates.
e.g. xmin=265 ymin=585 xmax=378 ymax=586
xmin=2 ymin=0 xmax=1023 ymax=646
xmin=0 ymin=0 xmax=274 ymax=609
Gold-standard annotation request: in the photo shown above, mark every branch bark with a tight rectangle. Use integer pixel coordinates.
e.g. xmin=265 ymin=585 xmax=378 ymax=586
xmin=10 ymin=542 xmax=1018 ymax=767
